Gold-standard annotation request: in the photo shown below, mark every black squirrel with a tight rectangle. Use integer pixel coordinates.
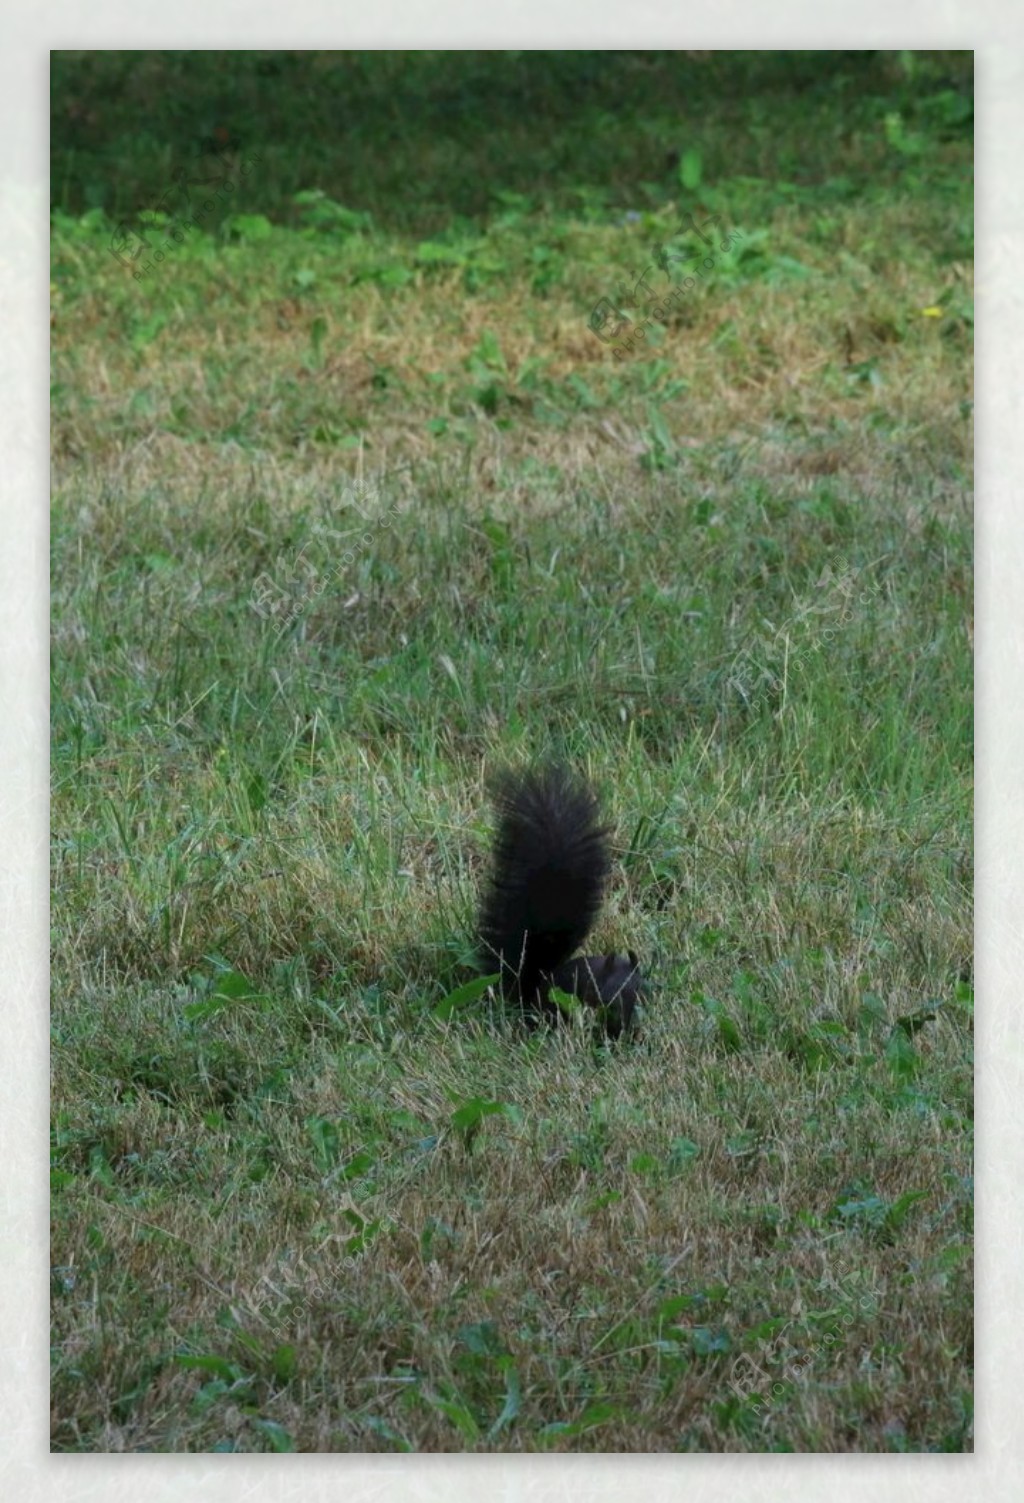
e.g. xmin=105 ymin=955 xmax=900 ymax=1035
xmin=477 ymin=764 xmax=642 ymax=1037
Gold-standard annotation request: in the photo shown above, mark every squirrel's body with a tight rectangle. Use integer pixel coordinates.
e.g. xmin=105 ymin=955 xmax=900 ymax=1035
xmin=478 ymin=764 xmax=641 ymax=1037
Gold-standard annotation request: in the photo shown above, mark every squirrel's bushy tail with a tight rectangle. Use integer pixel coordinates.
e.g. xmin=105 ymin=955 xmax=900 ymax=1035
xmin=477 ymin=763 xmax=611 ymax=1003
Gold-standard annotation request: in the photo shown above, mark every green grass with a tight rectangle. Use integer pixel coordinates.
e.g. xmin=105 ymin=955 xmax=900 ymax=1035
xmin=51 ymin=49 xmax=973 ymax=1453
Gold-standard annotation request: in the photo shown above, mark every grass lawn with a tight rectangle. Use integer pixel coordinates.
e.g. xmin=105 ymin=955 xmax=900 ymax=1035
xmin=50 ymin=49 xmax=973 ymax=1452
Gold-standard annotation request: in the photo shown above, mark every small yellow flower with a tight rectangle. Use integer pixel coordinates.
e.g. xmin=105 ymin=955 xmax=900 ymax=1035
xmin=920 ymin=306 xmax=943 ymax=318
